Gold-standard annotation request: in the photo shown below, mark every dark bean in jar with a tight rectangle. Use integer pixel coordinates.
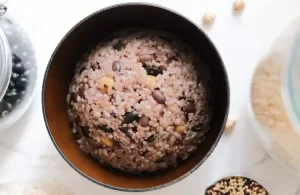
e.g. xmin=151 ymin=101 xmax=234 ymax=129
xmin=0 ymin=17 xmax=37 ymax=119
xmin=0 ymin=53 xmax=32 ymax=118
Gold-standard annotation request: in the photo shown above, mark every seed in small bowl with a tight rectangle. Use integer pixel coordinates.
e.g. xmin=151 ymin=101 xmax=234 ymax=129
xmin=202 ymin=11 xmax=216 ymax=25
xmin=205 ymin=176 xmax=269 ymax=195
xmin=233 ymin=0 xmax=245 ymax=12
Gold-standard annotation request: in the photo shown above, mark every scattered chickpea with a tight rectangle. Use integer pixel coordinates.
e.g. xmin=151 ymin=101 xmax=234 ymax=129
xmin=233 ymin=0 xmax=245 ymax=12
xmin=175 ymin=125 xmax=185 ymax=135
xmin=146 ymin=75 xmax=156 ymax=89
xmin=225 ymin=118 xmax=236 ymax=133
xmin=202 ymin=11 xmax=216 ymax=25
xmin=98 ymin=76 xmax=114 ymax=94
xmin=100 ymin=136 xmax=114 ymax=147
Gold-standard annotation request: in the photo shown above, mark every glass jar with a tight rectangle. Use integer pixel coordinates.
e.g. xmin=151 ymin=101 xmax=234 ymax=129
xmin=0 ymin=4 xmax=37 ymax=129
xmin=249 ymin=16 xmax=300 ymax=176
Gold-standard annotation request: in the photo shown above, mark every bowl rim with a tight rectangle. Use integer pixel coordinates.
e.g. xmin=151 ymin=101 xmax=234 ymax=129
xmin=42 ymin=2 xmax=230 ymax=192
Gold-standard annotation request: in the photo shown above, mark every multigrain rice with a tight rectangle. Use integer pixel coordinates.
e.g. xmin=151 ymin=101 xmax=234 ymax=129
xmin=67 ymin=31 xmax=212 ymax=173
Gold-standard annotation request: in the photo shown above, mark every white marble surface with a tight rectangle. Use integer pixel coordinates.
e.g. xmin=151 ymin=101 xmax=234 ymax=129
xmin=0 ymin=0 xmax=299 ymax=194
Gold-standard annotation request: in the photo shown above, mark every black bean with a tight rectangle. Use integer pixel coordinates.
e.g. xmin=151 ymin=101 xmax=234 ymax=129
xmin=70 ymin=93 xmax=77 ymax=103
xmin=144 ymin=66 xmax=163 ymax=76
xmin=146 ymin=134 xmax=156 ymax=142
xmin=8 ymin=81 xmax=15 ymax=90
xmin=98 ymin=125 xmax=113 ymax=133
xmin=12 ymin=54 xmax=21 ymax=64
xmin=192 ymin=126 xmax=202 ymax=132
xmin=11 ymin=73 xmax=19 ymax=83
xmin=78 ymin=85 xmax=85 ymax=98
xmin=0 ymin=102 xmax=13 ymax=114
xmin=12 ymin=63 xmax=25 ymax=74
xmin=23 ymin=70 xmax=31 ymax=79
xmin=152 ymin=90 xmax=166 ymax=104
xmin=112 ymin=61 xmax=121 ymax=72
xmin=1 ymin=110 xmax=9 ymax=117
xmin=123 ymin=112 xmax=139 ymax=124
xmin=119 ymin=126 xmax=133 ymax=139
xmin=6 ymin=102 xmax=12 ymax=111
xmin=132 ymin=126 xmax=137 ymax=132
xmin=73 ymin=132 xmax=82 ymax=140
xmin=0 ymin=100 xmax=6 ymax=111
xmin=113 ymin=41 xmax=126 ymax=51
xmin=15 ymin=77 xmax=28 ymax=91
xmin=81 ymin=126 xmax=90 ymax=137
xmin=20 ymin=90 xmax=26 ymax=97
xmin=4 ymin=90 xmax=21 ymax=104
xmin=185 ymin=102 xmax=196 ymax=113
xmin=119 ymin=126 xmax=127 ymax=133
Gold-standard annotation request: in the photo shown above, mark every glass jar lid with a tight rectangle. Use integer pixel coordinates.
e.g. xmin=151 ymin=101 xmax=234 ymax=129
xmin=0 ymin=25 xmax=12 ymax=101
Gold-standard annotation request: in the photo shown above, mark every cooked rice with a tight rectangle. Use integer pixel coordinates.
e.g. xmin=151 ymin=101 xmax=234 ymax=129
xmin=67 ymin=31 xmax=212 ymax=173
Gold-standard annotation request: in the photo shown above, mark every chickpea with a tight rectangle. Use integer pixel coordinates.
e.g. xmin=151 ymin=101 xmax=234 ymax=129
xmin=203 ymin=11 xmax=216 ymax=25
xmin=98 ymin=76 xmax=114 ymax=94
xmin=233 ymin=0 xmax=245 ymax=12
xmin=175 ymin=125 xmax=185 ymax=135
xmin=146 ymin=75 xmax=156 ymax=89
xmin=100 ymin=136 xmax=114 ymax=147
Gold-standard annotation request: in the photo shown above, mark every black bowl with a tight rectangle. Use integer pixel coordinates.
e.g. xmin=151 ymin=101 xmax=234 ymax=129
xmin=42 ymin=3 xmax=229 ymax=192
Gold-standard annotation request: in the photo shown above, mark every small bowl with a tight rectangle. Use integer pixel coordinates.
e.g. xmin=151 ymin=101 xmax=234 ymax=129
xmin=205 ymin=176 xmax=269 ymax=194
xmin=42 ymin=3 xmax=229 ymax=192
